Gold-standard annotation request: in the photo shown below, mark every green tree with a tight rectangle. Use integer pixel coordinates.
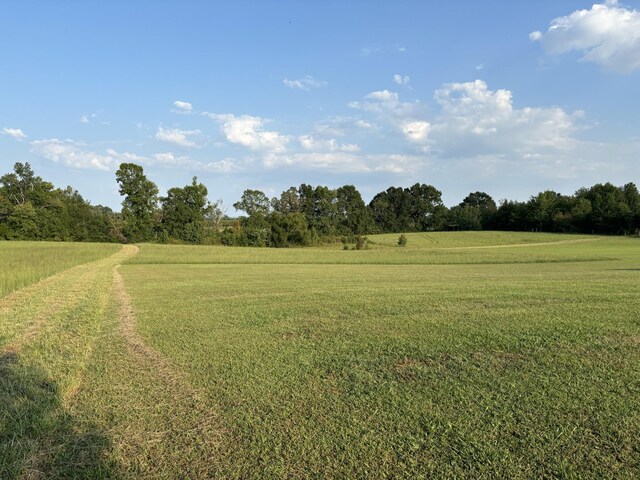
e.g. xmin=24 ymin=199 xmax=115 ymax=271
xmin=115 ymin=163 xmax=159 ymax=242
xmin=336 ymin=185 xmax=374 ymax=235
xmin=298 ymin=184 xmax=338 ymax=236
xmin=459 ymin=191 xmax=497 ymax=228
xmin=269 ymin=212 xmax=310 ymax=247
xmin=160 ymin=177 xmax=213 ymax=243
xmin=271 ymin=187 xmax=302 ymax=214
xmin=368 ymin=187 xmax=412 ymax=233
xmin=233 ymin=189 xmax=271 ymax=216
xmin=408 ymin=183 xmax=447 ymax=231
xmin=448 ymin=205 xmax=482 ymax=230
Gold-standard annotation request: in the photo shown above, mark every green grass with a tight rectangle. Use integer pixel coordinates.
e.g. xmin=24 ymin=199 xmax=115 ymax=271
xmin=120 ymin=234 xmax=640 ymax=478
xmin=2 ymin=233 xmax=639 ymax=478
xmin=127 ymin=231 xmax=623 ymax=266
xmin=0 ymin=241 xmax=120 ymax=298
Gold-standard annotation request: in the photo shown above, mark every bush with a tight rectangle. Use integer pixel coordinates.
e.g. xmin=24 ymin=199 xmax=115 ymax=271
xmin=355 ymin=235 xmax=367 ymax=250
xmin=343 ymin=244 xmax=349 ymax=250
xmin=397 ymin=234 xmax=407 ymax=247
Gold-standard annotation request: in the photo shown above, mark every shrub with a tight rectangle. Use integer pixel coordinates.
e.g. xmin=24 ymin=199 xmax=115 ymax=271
xmin=355 ymin=235 xmax=367 ymax=250
xmin=397 ymin=234 xmax=408 ymax=247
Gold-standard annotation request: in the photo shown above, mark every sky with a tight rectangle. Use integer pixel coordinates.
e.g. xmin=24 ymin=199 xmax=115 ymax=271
xmin=1 ymin=0 xmax=640 ymax=212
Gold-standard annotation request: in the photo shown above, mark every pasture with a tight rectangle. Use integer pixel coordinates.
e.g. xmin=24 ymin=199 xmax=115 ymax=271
xmin=1 ymin=233 xmax=639 ymax=478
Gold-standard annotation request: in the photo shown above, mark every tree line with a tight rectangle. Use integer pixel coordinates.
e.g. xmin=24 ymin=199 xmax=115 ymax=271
xmin=1 ymin=162 xmax=638 ymax=245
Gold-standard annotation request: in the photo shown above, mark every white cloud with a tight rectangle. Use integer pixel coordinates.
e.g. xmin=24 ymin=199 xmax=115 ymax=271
xmin=173 ymin=100 xmax=193 ymax=113
xmin=354 ymin=119 xmax=376 ymax=130
xmin=299 ymin=135 xmax=360 ymax=152
xmin=314 ymin=117 xmax=377 ymax=136
xmin=31 ymin=139 xmax=119 ymax=170
xmin=365 ymin=90 xmax=398 ymax=102
xmin=529 ymin=31 xmax=543 ymax=42
xmin=78 ymin=111 xmax=108 ymax=125
xmin=151 ymin=151 xmax=241 ymax=172
xmin=2 ymin=127 xmax=28 ymax=140
xmin=349 ymin=90 xmax=420 ymax=119
xmin=283 ymin=76 xmax=327 ymax=90
xmin=428 ymin=79 xmax=579 ymax=156
xmin=393 ymin=74 xmax=410 ymax=86
xmin=263 ymin=151 xmax=423 ymax=174
xmin=346 ymin=79 xmax=581 ymax=161
xmin=31 ymin=138 xmax=242 ymax=173
xmin=401 ymin=121 xmax=431 ymax=143
xmin=531 ymin=0 xmax=640 ymax=72
xmin=208 ymin=113 xmax=289 ymax=152
xmin=155 ymin=126 xmax=205 ymax=148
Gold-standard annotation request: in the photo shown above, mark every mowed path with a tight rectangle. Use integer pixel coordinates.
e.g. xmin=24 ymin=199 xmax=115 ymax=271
xmin=440 ymin=237 xmax=601 ymax=250
xmin=0 ymin=245 xmax=221 ymax=479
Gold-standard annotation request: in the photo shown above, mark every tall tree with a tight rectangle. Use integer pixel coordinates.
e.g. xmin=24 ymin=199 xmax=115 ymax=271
xmin=115 ymin=163 xmax=158 ymax=242
xmin=233 ymin=189 xmax=270 ymax=216
xmin=459 ymin=191 xmax=497 ymax=228
xmin=298 ymin=184 xmax=338 ymax=236
xmin=160 ymin=177 xmax=213 ymax=243
xmin=336 ymin=185 xmax=373 ymax=234
xmin=271 ymin=187 xmax=302 ymax=214
xmin=408 ymin=183 xmax=447 ymax=231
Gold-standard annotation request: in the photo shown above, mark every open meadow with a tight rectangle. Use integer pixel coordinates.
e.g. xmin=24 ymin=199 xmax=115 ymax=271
xmin=1 ymin=232 xmax=639 ymax=478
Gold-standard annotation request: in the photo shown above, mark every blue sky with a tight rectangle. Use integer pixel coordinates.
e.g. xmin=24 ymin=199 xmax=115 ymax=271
xmin=2 ymin=0 xmax=639 ymax=211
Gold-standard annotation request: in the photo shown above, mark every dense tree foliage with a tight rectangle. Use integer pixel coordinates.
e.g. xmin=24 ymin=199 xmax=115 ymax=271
xmin=369 ymin=184 xmax=447 ymax=232
xmin=160 ymin=177 xmax=214 ymax=243
xmin=115 ymin=163 xmax=159 ymax=242
xmin=0 ymin=163 xmax=120 ymax=241
xmin=1 ymin=162 xmax=638 ymax=245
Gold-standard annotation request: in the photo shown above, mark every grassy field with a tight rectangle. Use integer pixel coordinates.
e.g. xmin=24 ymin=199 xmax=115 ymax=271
xmin=0 ymin=241 xmax=120 ymax=298
xmin=1 ymin=233 xmax=639 ymax=478
xmin=129 ymin=231 xmax=620 ymax=266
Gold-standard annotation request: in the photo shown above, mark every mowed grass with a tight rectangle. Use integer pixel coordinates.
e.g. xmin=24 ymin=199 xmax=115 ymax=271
xmin=119 ymin=233 xmax=640 ymax=478
xmin=128 ymin=231 xmax=620 ymax=266
xmin=0 ymin=241 xmax=120 ymax=298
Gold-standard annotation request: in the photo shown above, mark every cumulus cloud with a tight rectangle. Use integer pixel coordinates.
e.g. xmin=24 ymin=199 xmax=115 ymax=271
xmin=2 ymin=127 xmax=28 ymax=140
xmin=173 ymin=100 xmax=193 ymax=113
xmin=299 ymin=135 xmax=360 ymax=152
xmin=208 ymin=113 xmax=289 ymax=152
xmin=283 ymin=76 xmax=327 ymax=90
xmin=155 ymin=126 xmax=205 ymax=148
xmin=345 ymin=79 xmax=581 ymax=162
xmin=401 ymin=121 xmax=431 ymax=143
xmin=393 ymin=74 xmax=410 ymax=86
xmin=530 ymin=0 xmax=640 ymax=72
xmin=428 ymin=79 xmax=580 ymax=156
xmin=349 ymin=89 xmax=420 ymax=118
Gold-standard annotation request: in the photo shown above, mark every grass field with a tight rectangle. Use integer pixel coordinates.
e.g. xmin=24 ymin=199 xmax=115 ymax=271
xmin=0 ymin=241 xmax=120 ymax=297
xmin=2 ymin=233 xmax=639 ymax=478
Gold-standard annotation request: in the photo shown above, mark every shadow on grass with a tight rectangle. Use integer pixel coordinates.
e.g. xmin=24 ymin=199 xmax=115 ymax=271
xmin=0 ymin=352 xmax=120 ymax=479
